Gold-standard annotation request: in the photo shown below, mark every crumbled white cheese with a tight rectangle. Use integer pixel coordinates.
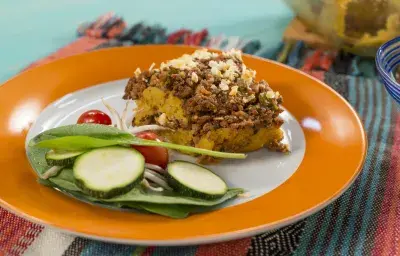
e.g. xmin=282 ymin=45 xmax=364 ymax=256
xmin=210 ymin=84 xmax=218 ymax=91
xmin=217 ymin=61 xmax=229 ymax=71
xmin=242 ymin=68 xmax=256 ymax=86
xmin=226 ymin=59 xmax=236 ymax=66
xmin=211 ymin=66 xmax=222 ymax=77
xmin=167 ymin=54 xmax=197 ymax=70
xmin=160 ymin=62 xmax=168 ymax=70
xmin=157 ymin=113 xmax=167 ymax=126
xmin=275 ymin=91 xmax=280 ymax=97
xmin=192 ymin=49 xmax=209 ymax=59
xmin=149 ymin=63 xmax=155 ymax=71
xmin=243 ymin=94 xmax=255 ymax=103
xmin=223 ymin=48 xmax=243 ymax=61
xmin=168 ymin=59 xmax=187 ymax=70
xmin=192 ymin=48 xmax=218 ymax=60
xmin=223 ymin=65 xmax=239 ymax=81
xmin=209 ymin=59 xmax=239 ymax=81
xmin=191 ymin=72 xmax=199 ymax=83
xmin=181 ymin=54 xmax=194 ymax=62
xmin=266 ymin=91 xmax=275 ymax=99
xmin=134 ymin=68 xmax=141 ymax=77
xmin=209 ymin=60 xmax=218 ymax=68
xmin=229 ymin=86 xmax=239 ymax=96
xmin=219 ymin=79 xmax=230 ymax=91
xmin=223 ymin=71 xmax=235 ymax=81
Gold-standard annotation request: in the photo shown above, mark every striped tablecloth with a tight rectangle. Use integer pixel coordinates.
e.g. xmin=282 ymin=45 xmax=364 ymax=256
xmin=1 ymin=22 xmax=399 ymax=256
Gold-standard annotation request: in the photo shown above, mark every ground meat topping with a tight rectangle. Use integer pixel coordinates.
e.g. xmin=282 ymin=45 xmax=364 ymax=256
xmin=123 ymin=48 xmax=284 ymax=135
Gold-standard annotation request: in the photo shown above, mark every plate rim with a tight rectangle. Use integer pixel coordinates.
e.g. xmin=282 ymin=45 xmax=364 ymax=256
xmin=0 ymin=45 xmax=367 ymax=245
xmin=1 ymin=163 xmax=363 ymax=246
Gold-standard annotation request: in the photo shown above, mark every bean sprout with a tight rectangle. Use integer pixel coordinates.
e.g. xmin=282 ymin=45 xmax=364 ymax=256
xmin=101 ymin=98 xmax=123 ymax=130
xmin=142 ymin=179 xmax=164 ymax=192
xmin=42 ymin=166 xmax=64 ymax=179
xmin=145 ymin=163 xmax=165 ymax=173
xmin=130 ymin=125 xmax=170 ymax=134
xmin=145 ymin=168 xmax=166 ymax=180
xmin=238 ymin=192 xmax=250 ymax=198
xmin=144 ymin=170 xmax=172 ymax=191
xmin=121 ymin=101 xmax=131 ymax=132
xmin=149 ymin=63 xmax=155 ymax=71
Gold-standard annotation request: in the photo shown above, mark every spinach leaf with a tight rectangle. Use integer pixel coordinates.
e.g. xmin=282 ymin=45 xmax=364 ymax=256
xmin=130 ymin=203 xmax=193 ymax=219
xmin=49 ymin=168 xmax=243 ymax=206
xmin=127 ymin=139 xmax=246 ymax=159
xmin=37 ymin=180 xmax=232 ymax=219
xmin=40 ymin=168 xmax=242 ymax=218
xmin=29 ymin=124 xmax=132 ymax=150
xmin=26 ymin=124 xmax=132 ymax=175
xmin=31 ymin=124 xmax=131 ymax=141
xmin=27 ymin=146 xmax=52 ymax=175
xmin=49 ymin=168 xmax=81 ymax=191
xmin=102 ymin=187 xmax=244 ymax=206
xmin=34 ymin=136 xmax=124 ymax=150
xmin=29 ymin=124 xmax=246 ymax=159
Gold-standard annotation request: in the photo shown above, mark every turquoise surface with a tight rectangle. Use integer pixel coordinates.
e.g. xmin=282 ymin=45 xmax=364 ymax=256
xmin=0 ymin=0 xmax=293 ymax=83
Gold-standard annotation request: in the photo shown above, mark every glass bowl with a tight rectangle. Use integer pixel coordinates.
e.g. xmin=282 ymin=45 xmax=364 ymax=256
xmin=376 ymin=36 xmax=400 ymax=104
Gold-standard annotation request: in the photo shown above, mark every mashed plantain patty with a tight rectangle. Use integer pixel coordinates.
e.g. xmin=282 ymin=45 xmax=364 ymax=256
xmin=123 ymin=48 xmax=288 ymax=159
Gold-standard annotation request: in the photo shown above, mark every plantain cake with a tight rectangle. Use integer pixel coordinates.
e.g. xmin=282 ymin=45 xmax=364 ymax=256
xmin=123 ymin=49 xmax=288 ymax=161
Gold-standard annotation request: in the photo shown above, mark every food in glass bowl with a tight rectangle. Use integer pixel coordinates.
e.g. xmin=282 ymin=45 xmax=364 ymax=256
xmin=284 ymin=0 xmax=400 ymax=56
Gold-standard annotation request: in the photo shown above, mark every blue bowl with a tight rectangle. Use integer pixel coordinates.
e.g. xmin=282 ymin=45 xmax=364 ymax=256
xmin=376 ymin=37 xmax=400 ymax=104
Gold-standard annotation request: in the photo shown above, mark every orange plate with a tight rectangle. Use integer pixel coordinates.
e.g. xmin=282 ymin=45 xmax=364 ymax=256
xmin=0 ymin=45 xmax=366 ymax=245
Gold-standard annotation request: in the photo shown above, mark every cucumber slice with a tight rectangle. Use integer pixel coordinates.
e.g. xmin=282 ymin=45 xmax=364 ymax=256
xmin=73 ymin=146 xmax=145 ymax=199
xmin=45 ymin=150 xmax=86 ymax=166
xmin=167 ymin=161 xmax=228 ymax=199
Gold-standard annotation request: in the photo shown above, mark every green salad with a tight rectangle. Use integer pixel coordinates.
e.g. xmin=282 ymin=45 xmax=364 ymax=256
xmin=27 ymin=123 xmax=246 ymax=219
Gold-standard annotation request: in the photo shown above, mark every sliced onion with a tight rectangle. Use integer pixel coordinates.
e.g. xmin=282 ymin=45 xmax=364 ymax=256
xmin=130 ymin=125 xmax=170 ymax=134
xmin=238 ymin=192 xmax=250 ymax=198
xmin=149 ymin=63 xmax=155 ymax=71
xmin=145 ymin=168 xmax=166 ymax=180
xmin=145 ymin=163 xmax=165 ymax=173
xmin=42 ymin=166 xmax=64 ymax=179
xmin=121 ymin=101 xmax=130 ymax=132
xmin=144 ymin=170 xmax=172 ymax=191
xmin=142 ymin=179 xmax=164 ymax=192
xmin=102 ymin=98 xmax=122 ymax=130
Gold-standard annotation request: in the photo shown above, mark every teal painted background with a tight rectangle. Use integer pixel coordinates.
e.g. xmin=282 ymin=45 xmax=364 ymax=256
xmin=0 ymin=0 xmax=293 ymax=82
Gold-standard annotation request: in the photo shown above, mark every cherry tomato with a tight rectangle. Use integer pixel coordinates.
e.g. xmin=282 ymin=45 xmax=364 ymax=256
xmin=77 ymin=110 xmax=112 ymax=125
xmin=135 ymin=131 xmax=158 ymax=140
xmin=132 ymin=132 xmax=169 ymax=169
